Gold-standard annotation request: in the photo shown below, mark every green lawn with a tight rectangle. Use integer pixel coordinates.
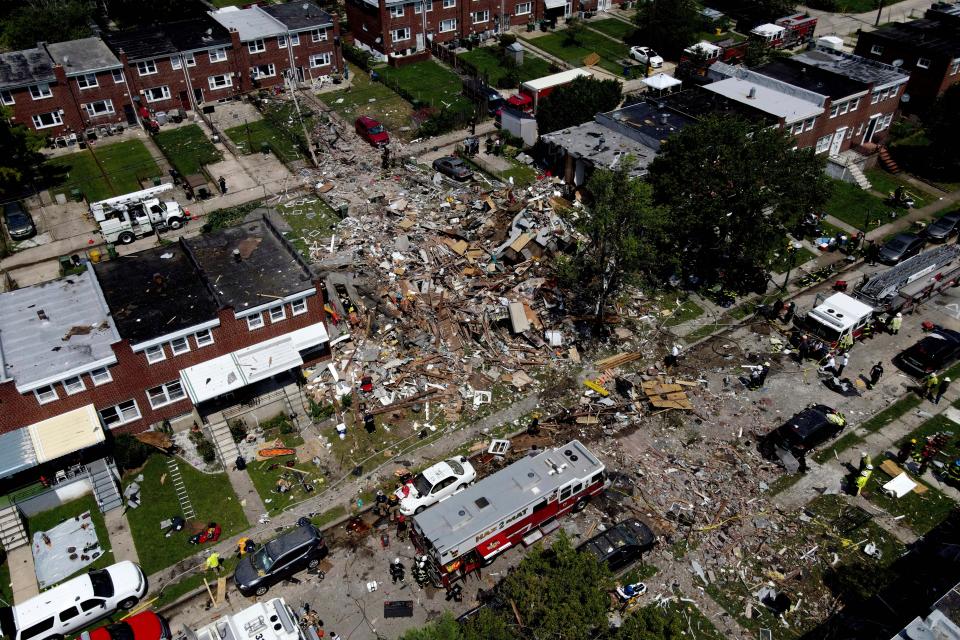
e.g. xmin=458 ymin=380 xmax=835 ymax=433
xmin=696 ymin=30 xmax=746 ymax=43
xmin=152 ymin=554 xmax=240 ymax=609
xmin=276 ymin=196 xmax=341 ymax=259
xmin=224 ymin=102 xmax=316 ymax=163
xmin=321 ymin=63 xmax=415 ymax=142
xmin=0 ymin=558 xmax=10 ymax=606
xmin=377 ymin=59 xmax=474 ymax=115
xmin=769 ymin=245 xmax=816 ymax=274
xmin=457 ymin=47 xmax=553 ymax=88
xmin=865 ymin=168 xmax=938 ymax=209
xmin=153 ymin=124 xmax=221 ymax=176
xmin=585 ymin=18 xmax=635 ymax=41
xmin=45 ymin=139 xmax=161 ymax=202
xmin=26 ymin=494 xmax=115 ymax=585
xmin=521 ymin=30 xmax=630 ymax=76
xmin=863 ymin=460 xmax=955 ymax=535
xmin=244 ymin=416 xmax=320 ymax=515
xmin=501 ymin=161 xmax=539 ymax=187
xmin=814 ymin=395 xmax=923 ymax=463
xmin=826 ymin=178 xmax=891 ymax=231
xmin=123 ymin=455 xmax=248 ymax=575
xmin=833 ymin=0 xmax=880 ymax=12
xmin=656 ymin=290 xmax=705 ymax=327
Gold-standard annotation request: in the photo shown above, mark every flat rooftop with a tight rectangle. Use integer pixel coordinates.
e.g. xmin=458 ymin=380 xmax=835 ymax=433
xmin=705 ymin=76 xmax=824 ymax=122
xmin=541 ymin=121 xmax=656 ymax=178
xmin=94 ymin=243 xmax=219 ymax=346
xmin=183 ymin=217 xmax=314 ymax=313
xmin=788 ymin=46 xmax=910 ymax=89
xmin=865 ymin=19 xmax=960 ymax=57
xmin=0 ymin=47 xmax=54 ymax=90
xmin=263 ymin=1 xmax=334 ymax=30
xmin=757 ymin=58 xmax=869 ymax=99
xmin=102 ymin=26 xmax=178 ymax=61
xmin=209 ymin=7 xmax=286 ymax=40
xmin=0 ymin=269 xmax=120 ymax=390
xmin=102 ymin=17 xmax=229 ymax=61
xmin=47 ymin=38 xmax=122 ymax=75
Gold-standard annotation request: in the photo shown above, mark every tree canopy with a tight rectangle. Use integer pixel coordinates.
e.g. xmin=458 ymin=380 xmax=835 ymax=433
xmin=633 ymin=0 xmax=700 ymax=60
xmin=535 ymin=75 xmax=622 ymax=135
xmin=922 ymin=83 xmax=960 ymax=181
xmin=0 ymin=0 xmax=94 ymax=50
xmin=0 ymin=108 xmax=47 ymax=199
xmin=647 ymin=115 xmax=830 ymax=292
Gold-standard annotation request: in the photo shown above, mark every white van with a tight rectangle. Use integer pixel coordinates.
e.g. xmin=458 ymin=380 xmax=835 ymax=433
xmin=0 ymin=561 xmax=147 ymax=640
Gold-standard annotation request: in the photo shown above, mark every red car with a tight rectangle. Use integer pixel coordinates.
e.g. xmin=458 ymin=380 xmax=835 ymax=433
xmin=355 ymin=116 xmax=390 ymax=147
xmin=79 ymin=611 xmax=170 ymax=640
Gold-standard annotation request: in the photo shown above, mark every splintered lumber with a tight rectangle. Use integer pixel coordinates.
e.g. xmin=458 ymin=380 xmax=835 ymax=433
xmin=135 ymin=431 xmax=173 ymax=451
xmin=641 ymin=380 xmax=693 ymax=410
xmin=367 ymin=388 xmax=445 ymax=416
xmin=595 ymin=352 xmax=644 ymax=370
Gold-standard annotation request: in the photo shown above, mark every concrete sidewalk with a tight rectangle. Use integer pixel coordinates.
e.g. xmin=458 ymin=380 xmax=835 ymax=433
xmin=105 ymin=509 xmax=140 ymax=565
xmin=7 ymin=546 xmax=39 ymax=603
xmin=801 ymin=0 xmax=932 ymax=37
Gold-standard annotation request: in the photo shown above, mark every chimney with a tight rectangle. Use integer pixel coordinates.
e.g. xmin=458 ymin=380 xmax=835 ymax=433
xmin=37 ymin=310 xmax=48 ymax=321
xmin=747 ymin=86 xmax=757 ymax=99
xmin=233 ymin=248 xmax=242 ymax=262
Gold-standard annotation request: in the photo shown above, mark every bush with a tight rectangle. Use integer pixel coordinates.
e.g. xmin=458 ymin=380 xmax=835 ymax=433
xmin=309 ymin=399 xmax=336 ymax=422
xmin=343 ymin=42 xmax=375 ymax=72
xmin=114 ymin=434 xmax=153 ymax=471
xmin=189 ymin=429 xmax=217 ymax=464
xmin=229 ymin=419 xmax=248 ymax=443
xmin=499 ymin=33 xmax=517 ymax=48
xmin=341 ymin=394 xmax=353 ymax=409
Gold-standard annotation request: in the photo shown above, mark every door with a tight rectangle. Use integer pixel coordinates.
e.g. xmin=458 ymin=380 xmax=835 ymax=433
xmin=193 ymin=87 xmax=204 ymax=105
xmin=564 ymin=1 xmax=572 ymax=15
xmin=178 ymin=90 xmax=190 ymax=111
xmin=829 ymin=127 xmax=846 ymax=155
xmin=597 ymin=0 xmax=608 ymax=10
xmin=296 ymin=66 xmax=305 ymax=83
xmin=416 ymin=32 xmax=425 ymax=51
xmin=863 ymin=115 xmax=880 ymax=144
xmin=123 ymin=103 xmax=137 ymax=125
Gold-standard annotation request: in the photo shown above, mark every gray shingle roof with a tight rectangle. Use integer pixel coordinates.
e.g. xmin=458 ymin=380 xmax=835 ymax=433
xmin=47 ymin=38 xmax=122 ymax=76
xmin=0 ymin=47 xmax=55 ymax=90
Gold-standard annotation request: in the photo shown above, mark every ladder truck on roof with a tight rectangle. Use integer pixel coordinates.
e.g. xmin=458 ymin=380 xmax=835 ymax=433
xmin=89 ymin=183 xmax=190 ymax=245
xmin=854 ymin=245 xmax=960 ymax=314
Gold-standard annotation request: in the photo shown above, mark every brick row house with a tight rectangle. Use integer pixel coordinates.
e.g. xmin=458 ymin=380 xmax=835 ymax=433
xmin=346 ymin=0 xmax=597 ymax=61
xmin=853 ymin=2 xmax=960 ymax=113
xmin=0 ymin=0 xmax=341 ymax=137
xmin=0 ymin=214 xmax=331 ymax=491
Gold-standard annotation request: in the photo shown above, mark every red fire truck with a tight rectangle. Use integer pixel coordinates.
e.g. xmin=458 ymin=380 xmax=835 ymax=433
xmin=751 ymin=13 xmax=818 ymax=49
xmin=410 ymin=440 xmax=608 ymax=589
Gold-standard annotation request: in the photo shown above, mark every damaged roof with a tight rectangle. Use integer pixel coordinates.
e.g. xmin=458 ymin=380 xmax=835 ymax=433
xmin=102 ymin=17 xmax=230 ymax=61
xmin=0 ymin=269 xmax=120 ymax=391
xmin=262 ymin=1 xmax=334 ymax=30
xmin=0 ymin=47 xmax=55 ymax=90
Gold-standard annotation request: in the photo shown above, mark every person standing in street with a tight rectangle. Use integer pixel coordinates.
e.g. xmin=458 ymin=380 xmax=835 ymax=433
xmin=889 ymin=312 xmax=903 ymax=335
xmin=835 ymin=352 xmax=849 ymax=377
xmin=868 ymin=362 xmax=884 ymax=389
xmin=936 ymin=376 xmax=952 ymax=404
xmin=924 ymin=372 xmax=940 ymax=400
xmin=820 ymin=353 xmax=836 ymax=376
xmin=218 ymin=176 xmax=227 ymax=195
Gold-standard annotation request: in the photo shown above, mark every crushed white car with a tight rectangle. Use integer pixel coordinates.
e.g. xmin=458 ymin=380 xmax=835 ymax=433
xmin=396 ymin=456 xmax=476 ymax=515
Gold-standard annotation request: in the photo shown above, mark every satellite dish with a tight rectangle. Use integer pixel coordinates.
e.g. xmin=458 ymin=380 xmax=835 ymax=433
xmin=901 ymin=93 xmax=910 ymax=103
xmin=892 ymin=59 xmax=903 ymax=67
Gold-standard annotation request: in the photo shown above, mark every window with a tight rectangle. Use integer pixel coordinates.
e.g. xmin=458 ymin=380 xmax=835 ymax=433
xmin=63 ymin=376 xmax=85 ymax=395
xmin=247 ymin=313 xmax=265 ymax=330
xmin=252 ymin=64 xmax=276 ymax=79
xmin=170 ymin=336 xmax=190 ymax=355
xmin=59 ymin=607 xmax=79 ymax=622
xmin=951 ymin=58 xmax=960 ymax=75
xmin=917 ymin=57 xmax=931 ymax=69
xmin=804 ymin=117 xmax=816 ymax=132
xmin=137 ymin=60 xmax=157 ymax=76
xmin=147 ymin=381 xmax=186 ymax=409
xmin=439 ymin=18 xmax=457 ymax=31
xmin=248 ymin=39 xmax=266 ymax=53
xmin=856 ymin=121 xmax=865 ymax=135
xmin=171 ymin=55 xmax=182 ymax=70
xmin=34 ymin=384 xmax=58 ymax=404
xmin=516 ymin=1 xmax=531 ymax=14
xmin=21 ymin=618 xmax=54 ymax=640
xmin=390 ymin=5 xmax=405 ymax=17
xmin=815 ymin=134 xmax=832 ymax=154
xmin=1 ymin=90 xmax=14 ymax=105
xmin=291 ymin=298 xmax=307 ymax=315
xmin=415 ymin=2 xmax=423 ymax=13
xmin=144 ymin=85 xmax=170 ymax=103
xmin=426 ymin=0 xmax=433 ymax=11
xmin=269 ymin=305 xmax=286 ymax=322
xmin=32 ymin=111 xmax=63 ymax=129
xmin=392 ymin=27 xmax=411 ymax=41
xmin=84 ymin=99 xmax=115 ymax=117
xmin=871 ymin=91 xmax=880 ymax=104
xmin=877 ymin=112 xmax=894 ymax=132
xmin=442 ymin=0 xmax=456 ymax=8
xmin=210 ymin=47 xmax=228 ymax=63
xmin=278 ymin=35 xmax=288 ymax=48
xmin=870 ymin=44 xmax=883 ymax=55
xmin=848 ymin=97 xmax=859 ymax=111
xmin=99 ymin=400 xmax=141 ymax=428
xmin=90 ymin=367 xmax=112 ymax=386
xmin=195 ymin=328 xmax=214 ymax=347
xmin=30 ymin=83 xmax=52 ymax=99
xmin=208 ymin=74 xmax=233 ymax=90
xmin=76 ymin=73 xmax=99 ymax=89
xmin=838 ymin=101 xmax=849 ymax=115
xmin=473 ymin=9 xmax=489 ymax=22
xmin=310 ymin=53 xmax=331 ymax=68
xmin=145 ymin=344 xmax=166 ymax=363
xmin=184 ymin=52 xmax=196 ymax=67
xmin=290 ymin=33 xmax=300 ymax=46
xmin=111 ymin=68 xmax=124 ymax=83
xmin=80 ymin=599 xmax=105 ymax=612
xmin=559 ymin=486 xmax=572 ymax=501
xmin=311 ymin=28 xmax=327 ymax=42
xmin=829 ymin=103 xmax=839 ymax=118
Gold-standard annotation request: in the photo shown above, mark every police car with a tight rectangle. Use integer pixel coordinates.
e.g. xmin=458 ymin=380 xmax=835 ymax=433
xmin=396 ymin=456 xmax=477 ymax=515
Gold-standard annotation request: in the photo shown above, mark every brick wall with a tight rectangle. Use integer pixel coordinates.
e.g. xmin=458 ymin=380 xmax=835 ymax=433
xmin=0 ymin=287 xmax=330 ymax=437
xmin=4 ymin=70 xmax=78 ymax=136
xmin=121 ymin=51 xmax=194 ymax=114
xmin=788 ymin=83 xmax=905 ymax=154
xmin=58 ymin=65 xmax=134 ymax=131
xmin=855 ymin=31 xmax=959 ymax=112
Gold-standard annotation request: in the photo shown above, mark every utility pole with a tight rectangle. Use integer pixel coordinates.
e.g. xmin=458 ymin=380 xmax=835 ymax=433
xmin=285 ymin=72 xmax=319 ymax=167
xmin=875 ymin=0 xmax=885 ymax=26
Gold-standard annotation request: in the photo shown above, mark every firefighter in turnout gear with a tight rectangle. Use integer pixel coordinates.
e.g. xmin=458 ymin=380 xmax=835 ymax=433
xmin=413 ymin=555 xmax=430 ymax=587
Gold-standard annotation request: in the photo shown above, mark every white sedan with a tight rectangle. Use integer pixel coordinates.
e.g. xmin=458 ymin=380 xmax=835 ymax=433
xmin=630 ymin=46 xmax=664 ymax=68
xmin=396 ymin=456 xmax=477 ymax=515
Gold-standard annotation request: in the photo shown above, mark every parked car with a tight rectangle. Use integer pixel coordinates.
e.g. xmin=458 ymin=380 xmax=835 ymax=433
xmin=759 ymin=404 xmax=844 ymax=460
xmin=0 ymin=561 xmax=147 ymax=640
xmin=234 ymin=522 xmax=328 ymax=597
xmin=629 ymin=46 xmax=664 ymax=68
xmin=354 ymin=116 xmax=390 ymax=147
xmin=432 ymin=156 xmax=474 ymax=181
xmin=577 ymin=518 xmax=657 ymax=573
xmin=895 ymin=328 xmax=960 ymax=377
xmin=924 ymin=211 xmax=960 ymax=242
xmin=80 ymin=611 xmax=171 ymax=640
xmin=878 ymin=233 xmax=925 ymax=265
xmin=3 ymin=200 xmax=36 ymax=240
xmin=396 ymin=456 xmax=477 ymax=515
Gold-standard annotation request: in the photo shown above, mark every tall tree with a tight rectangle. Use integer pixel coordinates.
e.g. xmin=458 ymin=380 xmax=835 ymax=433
xmin=633 ymin=0 xmax=700 ymax=60
xmin=535 ymin=75 xmax=622 ymax=134
xmin=0 ymin=0 xmax=94 ymax=50
xmin=923 ymin=83 xmax=960 ymax=180
xmin=555 ymin=161 xmax=667 ymax=331
xmin=647 ymin=115 xmax=830 ymax=292
xmin=0 ymin=108 xmax=47 ymax=199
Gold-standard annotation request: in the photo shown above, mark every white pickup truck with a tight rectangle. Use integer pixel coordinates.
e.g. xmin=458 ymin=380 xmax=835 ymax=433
xmin=89 ymin=184 xmax=189 ymax=244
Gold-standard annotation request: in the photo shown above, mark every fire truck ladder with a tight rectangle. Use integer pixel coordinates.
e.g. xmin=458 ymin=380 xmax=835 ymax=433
xmin=856 ymin=245 xmax=960 ymax=307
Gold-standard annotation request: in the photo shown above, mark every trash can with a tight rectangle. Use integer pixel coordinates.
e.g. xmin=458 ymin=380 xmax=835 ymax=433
xmin=260 ymin=142 xmax=270 ymax=155
xmin=106 ymin=243 xmax=118 ymax=259
xmin=58 ymin=256 xmax=72 ymax=274
xmin=338 ymin=203 xmax=349 ymax=218
xmin=70 ymin=188 xmax=83 ymax=202
xmin=153 ymin=176 xmax=162 ymax=186
xmin=89 ymin=248 xmax=102 ymax=263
